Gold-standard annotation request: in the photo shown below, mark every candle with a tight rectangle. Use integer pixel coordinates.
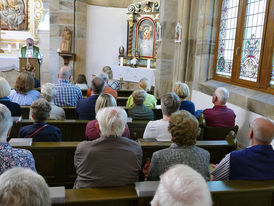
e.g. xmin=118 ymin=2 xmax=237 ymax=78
xmin=120 ymin=57 xmax=124 ymax=66
xmin=8 ymin=44 xmax=11 ymax=53
xmin=16 ymin=42 xmax=19 ymax=50
xmin=147 ymin=59 xmax=151 ymax=69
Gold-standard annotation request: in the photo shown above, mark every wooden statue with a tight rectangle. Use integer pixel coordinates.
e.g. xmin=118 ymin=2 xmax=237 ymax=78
xmin=60 ymin=27 xmax=72 ymax=52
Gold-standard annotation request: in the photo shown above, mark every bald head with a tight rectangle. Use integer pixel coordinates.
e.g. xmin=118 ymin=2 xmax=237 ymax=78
xmin=250 ymin=117 xmax=274 ymax=145
xmin=58 ymin=66 xmax=71 ymax=80
xmin=213 ymin=87 xmax=229 ymax=105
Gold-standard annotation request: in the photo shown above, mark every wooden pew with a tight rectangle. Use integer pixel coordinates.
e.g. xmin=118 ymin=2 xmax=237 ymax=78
xmin=52 ymin=180 xmax=274 ymax=206
xmin=15 ymin=140 xmax=234 ymax=187
xmin=10 ymin=120 xmax=149 ymax=141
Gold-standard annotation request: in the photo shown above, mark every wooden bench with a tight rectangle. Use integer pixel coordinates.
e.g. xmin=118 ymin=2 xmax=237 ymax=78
xmin=10 ymin=120 xmax=149 ymax=141
xmin=15 ymin=140 xmax=234 ymax=187
xmin=52 ymin=180 xmax=274 ymax=206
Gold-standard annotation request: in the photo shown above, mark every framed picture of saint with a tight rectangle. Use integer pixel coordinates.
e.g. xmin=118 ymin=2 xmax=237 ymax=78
xmin=0 ymin=0 xmax=28 ymax=30
xmin=135 ymin=17 xmax=156 ymax=58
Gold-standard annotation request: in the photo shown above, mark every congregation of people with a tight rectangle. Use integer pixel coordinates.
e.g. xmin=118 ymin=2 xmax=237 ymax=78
xmin=0 ymin=65 xmax=273 ymax=206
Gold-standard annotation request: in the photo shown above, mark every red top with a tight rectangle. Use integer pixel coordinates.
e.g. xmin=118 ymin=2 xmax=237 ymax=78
xmin=87 ymin=86 xmax=118 ymax=100
xmin=203 ymin=105 xmax=236 ymax=127
xmin=85 ymin=120 xmax=130 ymax=141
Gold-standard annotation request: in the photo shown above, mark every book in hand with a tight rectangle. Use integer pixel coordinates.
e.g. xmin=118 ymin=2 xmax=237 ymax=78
xmin=135 ymin=181 xmax=159 ymax=197
xmin=49 ymin=186 xmax=65 ymax=204
xmin=9 ymin=138 xmax=32 ymax=147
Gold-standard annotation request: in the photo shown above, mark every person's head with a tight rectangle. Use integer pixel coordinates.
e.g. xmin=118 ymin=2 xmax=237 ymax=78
xmin=0 ymin=104 xmax=13 ymax=142
xmin=173 ymin=82 xmax=190 ymax=99
xmin=0 ymin=77 xmax=11 ymax=98
xmin=151 ymin=164 xmax=212 ymax=206
xmin=161 ymin=92 xmax=181 ymax=117
xmin=102 ymin=66 xmax=112 ymax=73
xmin=41 ymin=83 xmax=56 ymax=102
xmin=138 ymin=78 xmax=150 ymax=91
xmin=30 ymin=98 xmax=51 ymax=123
xmin=91 ymin=77 xmax=105 ymax=94
xmin=96 ymin=107 xmax=127 ymax=137
xmin=95 ymin=93 xmax=117 ymax=113
xmin=249 ymin=117 xmax=274 ymax=145
xmin=168 ymin=110 xmax=200 ymax=146
xmin=58 ymin=66 xmax=71 ymax=80
xmin=105 ymin=70 xmax=113 ymax=80
xmin=14 ymin=72 xmax=35 ymax=94
xmin=76 ymin=74 xmax=87 ymax=84
xmin=97 ymin=73 xmax=109 ymax=83
xmin=26 ymin=38 xmax=34 ymax=48
xmin=0 ymin=167 xmax=51 ymax=206
xmin=212 ymin=87 xmax=229 ymax=105
xmin=132 ymin=89 xmax=146 ymax=105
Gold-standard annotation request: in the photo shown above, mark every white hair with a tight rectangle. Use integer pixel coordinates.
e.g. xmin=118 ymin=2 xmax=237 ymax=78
xmin=0 ymin=167 xmax=51 ymax=206
xmin=58 ymin=66 xmax=71 ymax=79
xmin=0 ymin=104 xmax=13 ymax=142
xmin=151 ymin=164 xmax=212 ymax=206
xmin=250 ymin=117 xmax=274 ymax=144
xmin=98 ymin=73 xmax=109 ymax=83
xmin=96 ymin=107 xmax=127 ymax=137
xmin=41 ymin=83 xmax=56 ymax=102
xmin=214 ymin=87 xmax=229 ymax=104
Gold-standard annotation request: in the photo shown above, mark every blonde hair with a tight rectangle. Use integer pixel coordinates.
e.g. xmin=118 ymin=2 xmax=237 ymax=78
xmin=14 ymin=72 xmax=34 ymax=94
xmin=0 ymin=77 xmax=11 ymax=98
xmin=173 ymin=82 xmax=190 ymax=99
xmin=138 ymin=78 xmax=150 ymax=91
xmin=95 ymin=93 xmax=117 ymax=113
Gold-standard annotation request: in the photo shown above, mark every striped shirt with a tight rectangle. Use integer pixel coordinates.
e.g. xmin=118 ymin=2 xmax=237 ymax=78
xmin=211 ymin=154 xmax=230 ymax=180
xmin=54 ymin=79 xmax=82 ymax=106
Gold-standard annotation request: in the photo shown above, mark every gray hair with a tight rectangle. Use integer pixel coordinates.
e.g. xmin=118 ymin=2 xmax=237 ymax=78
xmin=250 ymin=117 xmax=274 ymax=144
xmin=95 ymin=93 xmax=117 ymax=113
xmin=96 ymin=107 xmax=127 ymax=137
xmin=98 ymin=73 xmax=109 ymax=83
xmin=173 ymin=82 xmax=190 ymax=99
xmin=41 ymin=83 xmax=56 ymax=102
xmin=151 ymin=164 xmax=212 ymax=206
xmin=161 ymin=92 xmax=181 ymax=116
xmin=91 ymin=77 xmax=105 ymax=94
xmin=138 ymin=78 xmax=150 ymax=91
xmin=30 ymin=98 xmax=51 ymax=122
xmin=0 ymin=77 xmax=11 ymax=98
xmin=58 ymin=66 xmax=71 ymax=79
xmin=132 ymin=89 xmax=146 ymax=105
xmin=214 ymin=87 xmax=229 ymax=104
xmin=0 ymin=104 xmax=13 ymax=141
xmin=0 ymin=167 xmax=51 ymax=206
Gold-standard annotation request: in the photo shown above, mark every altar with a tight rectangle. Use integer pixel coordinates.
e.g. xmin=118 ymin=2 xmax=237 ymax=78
xmin=0 ymin=56 xmax=20 ymax=71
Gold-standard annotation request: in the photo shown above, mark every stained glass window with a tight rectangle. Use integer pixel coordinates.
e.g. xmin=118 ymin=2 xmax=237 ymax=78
xmin=239 ymin=0 xmax=267 ymax=82
xmin=216 ymin=0 xmax=239 ymax=78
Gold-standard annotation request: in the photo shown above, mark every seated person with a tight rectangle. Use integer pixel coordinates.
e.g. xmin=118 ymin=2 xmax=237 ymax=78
xmin=128 ymin=90 xmax=154 ymax=120
xmin=87 ymin=73 xmax=118 ymax=100
xmin=126 ymin=78 xmax=157 ymax=109
xmin=40 ymin=83 xmax=65 ymax=120
xmin=0 ymin=168 xmax=50 ymax=206
xmin=75 ymin=74 xmax=89 ymax=90
xmin=74 ymin=107 xmax=142 ymax=188
xmin=18 ymin=99 xmax=61 ymax=142
xmin=203 ymin=87 xmax=236 ymax=127
xmin=0 ymin=104 xmax=36 ymax=175
xmin=151 ymin=164 xmax=212 ymax=206
xmin=85 ymin=93 xmax=130 ymax=140
xmin=76 ymin=77 xmax=105 ymax=120
xmin=0 ymin=77 xmax=21 ymax=117
xmin=8 ymin=72 xmax=40 ymax=106
xmin=212 ymin=117 xmax=274 ymax=180
xmin=173 ymin=81 xmax=195 ymax=115
xmin=147 ymin=110 xmax=210 ymax=181
xmin=102 ymin=66 xmax=121 ymax=90
xmin=143 ymin=92 xmax=180 ymax=141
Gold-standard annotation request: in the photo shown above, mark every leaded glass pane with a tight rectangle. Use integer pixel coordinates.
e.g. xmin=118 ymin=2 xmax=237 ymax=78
xmin=216 ymin=0 xmax=239 ymax=78
xmin=239 ymin=0 xmax=267 ymax=82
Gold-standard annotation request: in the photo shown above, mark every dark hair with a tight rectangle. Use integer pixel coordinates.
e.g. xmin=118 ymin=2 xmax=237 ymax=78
xmin=76 ymin=74 xmax=87 ymax=84
xmin=15 ymin=72 xmax=35 ymax=94
xmin=91 ymin=77 xmax=105 ymax=94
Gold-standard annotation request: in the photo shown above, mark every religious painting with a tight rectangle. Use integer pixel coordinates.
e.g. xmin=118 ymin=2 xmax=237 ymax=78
xmin=135 ymin=17 xmax=156 ymax=58
xmin=0 ymin=0 xmax=28 ymax=30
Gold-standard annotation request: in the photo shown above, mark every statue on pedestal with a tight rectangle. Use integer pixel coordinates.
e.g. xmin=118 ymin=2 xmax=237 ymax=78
xmin=60 ymin=27 xmax=72 ymax=53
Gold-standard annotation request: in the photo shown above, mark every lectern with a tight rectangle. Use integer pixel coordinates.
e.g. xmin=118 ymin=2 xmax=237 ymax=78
xmin=19 ymin=58 xmax=40 ymax=81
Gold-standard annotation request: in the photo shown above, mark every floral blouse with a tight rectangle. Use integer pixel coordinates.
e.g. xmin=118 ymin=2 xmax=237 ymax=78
xmin=0 ymin=143 xmax=36 ymax=175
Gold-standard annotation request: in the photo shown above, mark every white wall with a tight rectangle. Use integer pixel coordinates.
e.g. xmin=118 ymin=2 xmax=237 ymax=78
xmin=191 ymin=90 xmax=266 ymax=149
xmin=86 ymin=5 xmax=128 ymax=84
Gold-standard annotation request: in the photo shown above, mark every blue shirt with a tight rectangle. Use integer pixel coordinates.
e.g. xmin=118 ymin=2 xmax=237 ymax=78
xmin=54 ymin=79 xmax=82 ymax=106
xmin=8 ymin=89 xmax=40 ymax=106
xmin=76 ymin=95 xmax=99 ymax=120
xmin=0 ymin=143 xmax=36 ymax=175
xmin=179 ymin=100 xmax=195 ymax=115
xmin=18 ymin=122 xmax=62 ymax=142
xmin=0 ymin=97 xmax=21 ymax=116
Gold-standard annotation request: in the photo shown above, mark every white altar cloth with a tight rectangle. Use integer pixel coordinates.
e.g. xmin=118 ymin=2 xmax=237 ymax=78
xmin=111 ymin=65 xmax=156 ymax=86
xmin=0 ymin=56 xmax=19 ymax=71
